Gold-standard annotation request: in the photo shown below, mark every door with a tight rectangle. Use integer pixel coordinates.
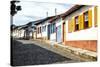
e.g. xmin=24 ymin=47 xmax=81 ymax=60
xmin=56 ymin=25 xmax=62 ymax=43
xmin=47 ymin=25 xmax=50 ymax=40
xmin=63 ymin=22 xmax=66 ymax=42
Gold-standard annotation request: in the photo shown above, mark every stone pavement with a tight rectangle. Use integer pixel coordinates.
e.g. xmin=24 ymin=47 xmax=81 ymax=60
xmin=17 ymin=39 xmax=97 ymax=62
xmin=39 ymin=39 xmax=97 ymax=61
xmin=11 ymin=39 xmax=79 ymax=66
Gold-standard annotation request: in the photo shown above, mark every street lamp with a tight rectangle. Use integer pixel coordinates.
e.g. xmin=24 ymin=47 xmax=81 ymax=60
xmin=10 ymin=1 xmax=22 ymax=66
xmin=10 ymin=0 xmax=22 ymax=37
xmin=10 ymin=0 xmax=21 ymax=16
xmin=10 ymin=0 xmax=22 ymax=30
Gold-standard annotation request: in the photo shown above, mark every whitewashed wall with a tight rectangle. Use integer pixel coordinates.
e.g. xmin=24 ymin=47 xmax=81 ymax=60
xmin=12 ymin=30 xmax=20 ymax=38
xmin=50 ymin=18 xmax=62 ymax=42
xmin=12 ymin=30 xmax=16 ymax=37
xmin=37 ymin=24 xmax=42 ymax=38
xmin=42 ymin=21 xmax=49 ymax=38
xmin=50 ymin=33 xmax=56 ymax=41
xmin=20 ymin=29 xmax=25 ymax=38
xmin=64 ymin=6 xmax=98 ymax=41
xmin=56 ymin=18 xmax=63 ymax=42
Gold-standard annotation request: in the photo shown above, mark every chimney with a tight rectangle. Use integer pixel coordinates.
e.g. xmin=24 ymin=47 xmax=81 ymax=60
xmin=55 ymin=8 xmax=57 ymax=16
xmin=46 ymin=12 xmax=48 ymax=17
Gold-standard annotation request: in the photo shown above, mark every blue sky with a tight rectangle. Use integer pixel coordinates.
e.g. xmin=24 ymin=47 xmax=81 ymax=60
xmin=13 ymin=0 xmax=75 ymax=25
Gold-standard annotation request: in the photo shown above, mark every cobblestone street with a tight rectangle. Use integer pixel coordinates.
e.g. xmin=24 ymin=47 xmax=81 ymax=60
xmin=11 ymin=38 xmax=76 ymax=66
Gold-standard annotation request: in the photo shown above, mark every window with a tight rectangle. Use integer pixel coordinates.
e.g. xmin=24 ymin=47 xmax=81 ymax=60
xmin=40 ymin=27 xmax=41 ymax=33
xmin=45 ymin=25 xmax=46 ymax=31
xmin=51 ymin=24 xmax=53 ymax=33
xmin=84 ymin=11 xmax=89 ymax=29
xmin=42 ymin=26 xmax=44 ymax=32
xmin=50 ymin=23 xmax=55 ymax=34
xmin=53 ymin=23 xmax=55 ymax=33
xmin=37 ymin=27 xmax=39 ymax=34
xmin=75 ymin=16 xmax=79 ymax=31
xmin=42 ymin=25 xmax=46 ymax=32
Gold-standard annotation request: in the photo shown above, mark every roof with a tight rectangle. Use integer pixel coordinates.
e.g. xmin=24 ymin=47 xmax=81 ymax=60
xmin=48 ymin=5 xmax=85 ymax=23
xmin=49 ymin=15 xmax=61 ymax=23
xmin=13 ymin=5 xmax=86 ymax=29
xmin=28 ymin=5 xmax=85 ymax=25
xmin=61 ymin=5 xmax=85 ymax=19
xmin=34 ymin=16 xmax=55 ymax=25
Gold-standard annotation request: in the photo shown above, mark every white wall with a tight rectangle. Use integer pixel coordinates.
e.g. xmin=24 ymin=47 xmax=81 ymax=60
xmin=65 ymin=6 xmax=97 ymax=41
xmin=50 ymin=33 xmax=56 ymax=41
xmin=42 ymin=21 xmax=48 ymax=38
xmin=50 ymin=18 xmax=63 ymax=42
xmin=12 ymin=30 xmax=20 ymax=38
xmin=56 ymin=18 xmax=63 ymax=42
xmin=67 ymin=27 xmax=97 ymax=40
xmin=20 ymin=29 xmax=25 ymax=38
xmin=37 ymin=24 xmax=42 ymax=38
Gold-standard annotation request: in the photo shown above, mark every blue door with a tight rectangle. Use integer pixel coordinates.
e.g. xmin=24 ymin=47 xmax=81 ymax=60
xmin=56 ymin=25 xmax=62 ymax=43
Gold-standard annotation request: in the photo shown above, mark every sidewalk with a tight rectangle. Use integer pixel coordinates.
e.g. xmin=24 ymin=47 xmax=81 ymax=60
xmin=17 ymin=39 xmax=97 ymax=62
xmin=32 ymin=39 xmax=97 ymax=61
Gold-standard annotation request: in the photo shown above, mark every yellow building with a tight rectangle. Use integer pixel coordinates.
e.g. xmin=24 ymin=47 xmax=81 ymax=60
xmin=62 ymin=5 xmax=98 ymax=52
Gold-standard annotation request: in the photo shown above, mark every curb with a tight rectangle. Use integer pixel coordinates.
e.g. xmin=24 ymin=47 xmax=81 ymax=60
xmin=34 ymin=39 xmax=97 ymax=61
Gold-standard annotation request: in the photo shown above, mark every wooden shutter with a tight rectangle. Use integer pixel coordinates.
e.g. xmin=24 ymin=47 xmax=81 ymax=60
xmin=78 ymin=15 xmax=81 ymax=30
xmin=88 ymin=9 xmax=92 ymax=28
xmin=72 ymin=18 xmax=75 ymax=32
xmin=94 ymin=6 xmax=97 ymax=27
xmin=81 ymin=14 xmax=84 ymax=29
xmin=70 ymin=20 xmax=73 ymax=32
xmin=68 ymin=20 xmax=71 ymax=33
xmin=79 ymin=14 xmax=84 ymax=30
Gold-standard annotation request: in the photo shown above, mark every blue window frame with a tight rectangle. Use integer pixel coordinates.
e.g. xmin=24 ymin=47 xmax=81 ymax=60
xmin=53 ymin=23 xmax=55 ymax=33
xmin=50 ymin=23 xmax=55 ymax=34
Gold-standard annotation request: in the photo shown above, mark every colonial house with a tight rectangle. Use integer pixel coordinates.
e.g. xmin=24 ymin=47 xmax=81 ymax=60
xmin=61 ymin=5 xmax=98 ymax=52
xmin=34 ymin=19 xmax=42 ymax=39
xmin=24 ymin=22 xmax=36 ymax=40
xmin=55 ymin=15 xmax=63 ymax=43
xmin=12 ymin=5 xmax=99 ymax=52
xmin=48 ymin=15 xmax=62 ymax=43
xmin=12 ymin=25 xmax=26 ymax=39
xmin=34 ymin=16 xmax=55 ymax=40
xmin=18 ymin=26 xmax=26 ymax=39
xmin=12 ymin=26 xmax=18 ymax=38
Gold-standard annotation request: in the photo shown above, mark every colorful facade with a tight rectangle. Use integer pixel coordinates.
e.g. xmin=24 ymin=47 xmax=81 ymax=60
xmin=12 ymin=5 xmax=99 ymax=52
xmin=36 ymin=5 xmax=98 ymax=52
xmin=35 ymin=17 xmax=54 ymax=40
xmin=61 ymin=5 xmax=98 ymax=51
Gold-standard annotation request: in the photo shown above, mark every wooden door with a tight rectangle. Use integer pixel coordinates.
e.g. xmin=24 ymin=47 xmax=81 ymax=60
xmin=47 ymin=25 xmax=50 ymax=40
xmin=63 ymin=22 xmax=66 ymax=42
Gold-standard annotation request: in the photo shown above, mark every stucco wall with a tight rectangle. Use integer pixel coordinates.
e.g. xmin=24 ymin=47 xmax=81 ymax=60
xmin=42 ymin=21 xmax=49 ymax=38
xmin=64 ymin=6 xmax=97 ymax=41
xmin=56 ymin=18 xmax=63 ymax=42
xmin=20 ymin=29 xmax=25 ymax=38
xmin=50 ymin=33 xmax=56 ymax=41
xmin=36 ymin=24 xmax=42 ymax=38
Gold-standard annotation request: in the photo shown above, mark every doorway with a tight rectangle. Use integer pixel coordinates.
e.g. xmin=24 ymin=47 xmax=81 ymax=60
xmin=63 ymin=22 xmax=66 ymax=42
